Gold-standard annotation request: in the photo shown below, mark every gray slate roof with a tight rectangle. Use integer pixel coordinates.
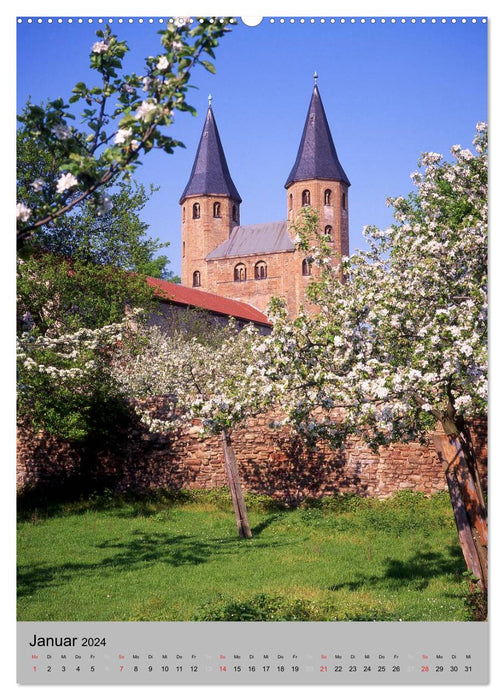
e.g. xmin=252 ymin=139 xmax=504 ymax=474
xmin=285 ymin=85 xmax=350 ymax=188
xmin=179 ymin=106 xmax=242 ymax=204
xmin=206 ymin=221 xmax=295 ymax=260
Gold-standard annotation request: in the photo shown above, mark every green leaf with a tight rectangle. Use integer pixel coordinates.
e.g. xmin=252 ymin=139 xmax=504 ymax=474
xmin=201 ymin=60 xmax=216 ymax=74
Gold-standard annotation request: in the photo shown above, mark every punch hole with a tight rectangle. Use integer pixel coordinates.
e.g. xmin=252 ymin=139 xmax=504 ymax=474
xmin=241 ymin=17 xmax=263 ymax=26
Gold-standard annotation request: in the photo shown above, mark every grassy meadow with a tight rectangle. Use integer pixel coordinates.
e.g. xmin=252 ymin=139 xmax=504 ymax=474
xmin=17 ymin=489 xmax=475 ymax=622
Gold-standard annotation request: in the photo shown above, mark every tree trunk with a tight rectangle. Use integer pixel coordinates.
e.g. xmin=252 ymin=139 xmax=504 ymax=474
xmin=221 ymin=429 xmax=253 ymax=539
xmin=432 ymin=428 xmax=487 ymax=594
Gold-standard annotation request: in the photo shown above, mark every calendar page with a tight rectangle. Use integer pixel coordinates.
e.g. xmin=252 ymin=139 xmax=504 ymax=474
xmin=15 ymin=4 xmax=490 ymax=688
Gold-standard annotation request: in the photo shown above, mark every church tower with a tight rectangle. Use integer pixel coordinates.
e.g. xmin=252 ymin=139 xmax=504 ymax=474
xmin=180 ymin=98 xmax=241 ymax=289
xmin=285 ymin=75 xmax=350 ymax=266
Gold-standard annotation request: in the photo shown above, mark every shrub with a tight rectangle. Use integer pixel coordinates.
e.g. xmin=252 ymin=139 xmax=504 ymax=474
xmin=194 ymin=593 xmax=324 ymax=621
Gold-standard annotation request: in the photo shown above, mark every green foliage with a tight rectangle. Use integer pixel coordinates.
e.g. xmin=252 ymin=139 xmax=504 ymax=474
xmin=194 ymin=592 xmax=324 ymax=621
xmin=17 ymin=360 xmax=128 ymax=443
xmin=17 ymin=123 xmax=175 ymax=279
xmin=17 ymin=253 xmax=153 ymax=335
xmin=463 ymin=582 xmax=487 ymax=621
xmin=16 ymin=252 xmax=147 ymax=441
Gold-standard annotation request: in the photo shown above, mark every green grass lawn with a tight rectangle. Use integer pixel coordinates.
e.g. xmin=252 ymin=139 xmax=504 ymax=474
xmin=17 ymin=489 xmax=474 ymax=622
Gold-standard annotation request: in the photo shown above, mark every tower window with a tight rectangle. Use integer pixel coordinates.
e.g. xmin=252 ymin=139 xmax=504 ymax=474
xmin=324 ymin=225 xmax=333 ymax=241
xmin=289 ymin=193 xmax=293 ymax=211
xmin=324 ymin=189 xmax=332 ymax=205
xmin=254 ymin=261 xmax=267 ymax=280
xmin=302 ymin=258 xmax=312 ymax=276
xmin=183 ymin=241 xmax=186 ymax=258
xmin=192 ymin=202 xmax=200 ymax=219
xmin=342 ymin=192 xmax=347 ymax=210
xmin=182 ymin=207 xmax=186 ymax=223
xmin=192 ymin=270 xmax=201 ymax=287
xmin=232 ymin=204 xmax=238 ymax=222
xmin=302 ymin=189 xmax=311 ymax=206
xmin=213 ymin=201 xmax=221 ymax=218
xmin=234 ymin=263 xmax=247 ymax=282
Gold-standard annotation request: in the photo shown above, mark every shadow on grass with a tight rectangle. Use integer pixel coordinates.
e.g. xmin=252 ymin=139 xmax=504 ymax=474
xmin=17 ymin=523 xmax=288 ymax=599
xmin=328 ymin=546 xmax=465 ymax=593
xmin=16 ymin=489 xmax=195 ymax=522
xmin=251 ymin=513 xmax=283 ymax=536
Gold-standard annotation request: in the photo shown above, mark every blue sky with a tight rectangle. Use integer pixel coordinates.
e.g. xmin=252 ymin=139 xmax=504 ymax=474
xmin=16 ymin=15 xmax=487 ymax=278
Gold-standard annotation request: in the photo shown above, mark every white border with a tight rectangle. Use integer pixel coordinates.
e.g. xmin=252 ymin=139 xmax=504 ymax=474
xmin=4 ymin=3 xmax=501 ymax=698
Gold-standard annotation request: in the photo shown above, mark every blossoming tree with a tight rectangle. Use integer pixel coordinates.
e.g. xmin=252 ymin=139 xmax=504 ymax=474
xmin=112 ymin=322 xmax=271 ymax=538
xmin=16 ymin=17 xmax=234 ymax=246
xmin=17 ymin=17 xmax=233 ymax=444
xmin=257 ymin=124 xmax=488 ymax=592
xmin=17 ymin=318 xmax=128 ymax=442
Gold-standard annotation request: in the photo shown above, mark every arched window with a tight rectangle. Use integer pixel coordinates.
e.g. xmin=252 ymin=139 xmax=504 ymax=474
xmin=342 ymin=192 xmax=347 ymax=210
xmin=254 ymin=261 xmax=267 ymax=280
xmin=302 ymin=189 xmax=311 ymax=206
xmin=324 ymin=189 xmax=332 ymax=205
xmin=232 ymin=204 xmax=238 ymax=222
xmin=234 ymin=263 xmax=247 ymax=282
xmin=192 ymin=270 xmax=201 ymax=287
xmin=192 ymin=202 xmax=200 ymax=219
xmin=302 ymin=258 xmax=312 ymax=276
xmin=289 ymin=193 xmax=293 ymax=210
xmin=325 ymin=225 xmax=333 ymax=241
xmin=213 ymin=201 xmax=221 ymax=218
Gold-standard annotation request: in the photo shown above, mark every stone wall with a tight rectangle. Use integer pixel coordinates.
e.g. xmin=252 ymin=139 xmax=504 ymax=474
xmin=16 ymin=410 xmax=487 ymax=504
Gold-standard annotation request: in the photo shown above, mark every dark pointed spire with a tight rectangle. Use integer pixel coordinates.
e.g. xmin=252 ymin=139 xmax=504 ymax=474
xmin=180 ymin=104 xmax=241 ymax=204
xmin=285 ymin=82 xmax=350 ymax=189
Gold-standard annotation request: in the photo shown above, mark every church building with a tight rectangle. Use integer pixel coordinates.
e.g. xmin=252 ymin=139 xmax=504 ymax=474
xmin=179 ymin=77 xmax=350 ymax=318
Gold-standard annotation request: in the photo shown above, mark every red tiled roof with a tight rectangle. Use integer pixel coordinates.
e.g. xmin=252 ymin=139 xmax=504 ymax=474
xmin=145 ymin=277 xmax=271 ymax=327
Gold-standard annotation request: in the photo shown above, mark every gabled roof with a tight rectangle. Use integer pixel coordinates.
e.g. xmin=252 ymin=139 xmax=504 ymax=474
xmin=179 ymin=106 xmax=242 ymax=204
xmin=285 ymin=84 xmax=350 ymax=188
xmin=206 ymin=221 xmax=295 ymax=260
xmin=146 ymin=276 xmax=271 ymax=327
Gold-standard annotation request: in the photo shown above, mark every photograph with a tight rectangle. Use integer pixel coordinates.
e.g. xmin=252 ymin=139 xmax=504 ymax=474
xmin=15 ymin=11 xmax=488 ymax=685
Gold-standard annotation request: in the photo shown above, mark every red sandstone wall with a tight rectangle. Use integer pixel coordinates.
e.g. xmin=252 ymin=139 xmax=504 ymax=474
xmin=16 ymin=411 xmax=488 ymax=504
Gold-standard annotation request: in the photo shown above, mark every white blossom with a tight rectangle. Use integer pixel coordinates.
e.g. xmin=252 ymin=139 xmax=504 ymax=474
xmin=142 ymin=76 xmax=153 ymax=91
xmin=92 ymin=40 xmax=109 ymax=54
xmin=56 ymin=173 xmax=79 ymax=193
xmin=16 ymin=203 xmax=32 ymax=222
xmin=30 ymin=178 xmax=45 ymax=192
xmin=114 ymin=128 xmax=132 ymax=145
xmin=135 ymin=100 xmax=157 ymax=121
xmin=156 ymin=56 xmax=169 ymax=71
